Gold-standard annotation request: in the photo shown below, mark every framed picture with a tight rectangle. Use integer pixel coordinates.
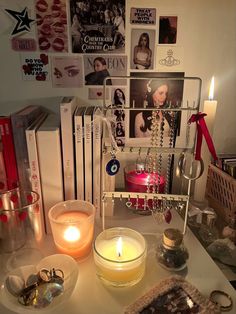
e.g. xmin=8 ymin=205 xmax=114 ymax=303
xmin=126 ymin=72 xmax=185 ymax=147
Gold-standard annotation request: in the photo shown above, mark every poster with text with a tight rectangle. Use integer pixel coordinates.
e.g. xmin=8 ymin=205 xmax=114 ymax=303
xmin=20 ymin=53 xmax=50 ymax=81
xmin=130 ymin=8 xmax=156 ymax=25
xmin=51 ymin=56 xmax=83 ymax=87
xmin=70 ymin=0 xmax=125 ymax=54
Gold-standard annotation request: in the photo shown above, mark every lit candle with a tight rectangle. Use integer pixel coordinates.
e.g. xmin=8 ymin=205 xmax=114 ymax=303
xmin=193 ymin=77 xmax=217 ymax=204
xmin=48 ymin=200 xmax=95 ymax=259
xmin=94 ymin=227 xmax=147 ymax=287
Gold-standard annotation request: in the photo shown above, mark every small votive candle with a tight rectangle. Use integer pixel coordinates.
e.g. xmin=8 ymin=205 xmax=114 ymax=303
xmin=94 ymin=227 xmax=147 ymax=287
xmin=48 ymin=200 xmax=95 ymax=259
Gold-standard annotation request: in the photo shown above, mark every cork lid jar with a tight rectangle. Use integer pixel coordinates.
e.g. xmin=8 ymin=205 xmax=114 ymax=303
xmin=156 ymin=228 xmax=189 ymax=271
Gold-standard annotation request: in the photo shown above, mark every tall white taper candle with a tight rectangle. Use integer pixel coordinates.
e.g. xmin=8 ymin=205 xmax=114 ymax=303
xmin=193 ymin=77 xmax=217 ymax=203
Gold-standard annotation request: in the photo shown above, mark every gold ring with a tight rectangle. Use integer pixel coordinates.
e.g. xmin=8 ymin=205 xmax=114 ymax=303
xmin=210 ymin=290 xmax=233 ymax=311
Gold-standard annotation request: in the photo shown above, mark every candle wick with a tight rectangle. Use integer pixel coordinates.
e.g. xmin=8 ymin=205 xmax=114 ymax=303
xmin=118 ymin=252 xmax=121 ymax=257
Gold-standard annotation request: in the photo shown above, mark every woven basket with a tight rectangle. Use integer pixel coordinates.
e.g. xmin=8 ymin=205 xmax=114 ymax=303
xmin=206 ymin=164 xmax=236 ymax=223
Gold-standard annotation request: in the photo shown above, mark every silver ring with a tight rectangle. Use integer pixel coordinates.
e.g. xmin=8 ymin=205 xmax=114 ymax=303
xmin=176 ymin=153 xmax=204 ymax=180
xmin=210 ymin=290 xmax=233 ymax=312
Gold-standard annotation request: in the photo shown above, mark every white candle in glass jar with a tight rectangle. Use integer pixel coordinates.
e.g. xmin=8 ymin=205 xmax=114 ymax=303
xmin=94 ymin=228 xmax=147 ymax=287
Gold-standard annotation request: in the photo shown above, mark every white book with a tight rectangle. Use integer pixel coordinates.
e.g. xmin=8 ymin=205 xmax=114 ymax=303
xmin=36 ymin=114 xmax=64 ymax=234
xmin=74 ymin=106 xmax=86 ymax=201
xmin=26 ymin=112 xmax=48 ymax=240
xmin=93 ymin=107 xmax=102 ymax=217
xmin=83 ymin=106 xmax=94 ymax=204
xmin=60 ymin=96 xmax=78 ymax=200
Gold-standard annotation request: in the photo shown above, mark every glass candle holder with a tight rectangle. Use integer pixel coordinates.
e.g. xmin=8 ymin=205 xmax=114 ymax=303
xmin=124 ymin=164 xmax=165 ymax=214
xmin=48 ymin=200 xmax=95 ymax=259
xmin=94 ymin=227 xmax=147 ymax=287
xmin=0 ymin=188 xmax=40 ymax=253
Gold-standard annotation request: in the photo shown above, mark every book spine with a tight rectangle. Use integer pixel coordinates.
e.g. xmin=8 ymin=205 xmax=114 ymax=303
xmin=11 ymin=107 xmax=42 ymax=190
xmin=93 ymin=111 xmax=102 ymax=217
xmin=37 ymin=128 xmax=64 ymax=234
xmin=0 ymin=117 xmax=19 ymax=189
xmin=84 ymin=111 xmax=93 ymax=203
xmin=26 ymin=129 xmax=46 ymax=239
xmin=74 ymin=113 xmax=84 ymax=200
xmin=0 ymin=147 xmax=7 ymax=192
xmin=60 ymin=99 xmax=77 ymax=200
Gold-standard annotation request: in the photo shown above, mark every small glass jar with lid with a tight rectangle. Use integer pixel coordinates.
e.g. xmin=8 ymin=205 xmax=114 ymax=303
xmin=156 ymin=228 xmax=189 ymax=271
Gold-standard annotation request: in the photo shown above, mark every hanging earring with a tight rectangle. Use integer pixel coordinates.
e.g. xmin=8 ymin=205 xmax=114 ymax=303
xmin=106 ymin=145 xmax=120 ymax=176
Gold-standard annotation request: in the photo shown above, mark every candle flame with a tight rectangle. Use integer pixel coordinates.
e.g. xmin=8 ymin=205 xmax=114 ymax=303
xmin=209 ymin=76 xmax=215 ymax=100
xmin=64 ymin=226 xmax=80 ymax=242
xmin=116 ymin=237 xmax=123 ymax=257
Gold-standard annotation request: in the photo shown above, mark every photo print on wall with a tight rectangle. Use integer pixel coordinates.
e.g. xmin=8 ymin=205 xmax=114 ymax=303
xmin=70 ymin=0 xmax=125 ymax=54
xmin=158 ymin=16 xmax=178 ymax=44
xmin=111 ymin=87 xmax=127 ymax=147
xmin=127 ymin=72 xmax=185 ymax=147
xmin=84 ymin=54 xmax=127 ymax=86
xmin=130 ymin=29 xmax=155 ymax=70
xmin=51 ymin=56 xmax=83 ymax=87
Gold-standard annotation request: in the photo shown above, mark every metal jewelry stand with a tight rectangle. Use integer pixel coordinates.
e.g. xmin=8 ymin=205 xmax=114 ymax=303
xmin=101 ymin=76 xmax=202 ymax=235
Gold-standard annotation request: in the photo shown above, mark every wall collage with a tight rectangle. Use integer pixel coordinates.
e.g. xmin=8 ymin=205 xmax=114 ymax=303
xmin=1 ymin=0 xmax=184 ymax=146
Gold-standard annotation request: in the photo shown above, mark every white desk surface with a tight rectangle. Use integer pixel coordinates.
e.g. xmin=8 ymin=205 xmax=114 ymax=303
xmin=1 ymin=206 xmax=236 ymax=314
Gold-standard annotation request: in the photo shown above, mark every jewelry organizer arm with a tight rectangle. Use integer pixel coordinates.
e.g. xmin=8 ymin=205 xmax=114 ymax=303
xmin=101 ymin=76 xmax=202 ymax=235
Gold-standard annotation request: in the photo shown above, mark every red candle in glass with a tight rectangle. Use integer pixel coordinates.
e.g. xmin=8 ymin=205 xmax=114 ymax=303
xmin=124 ymin=164 xmax=165 ymax=212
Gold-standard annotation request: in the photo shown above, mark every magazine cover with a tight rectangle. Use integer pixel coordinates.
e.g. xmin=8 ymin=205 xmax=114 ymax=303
xmin=70 ymin=0 xmax=125 ymax=54
xmin=84 ymin=54 xmax=127 ymax=85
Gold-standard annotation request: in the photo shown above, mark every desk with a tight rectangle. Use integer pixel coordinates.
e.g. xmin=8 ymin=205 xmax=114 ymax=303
xmin=0 ymin=207 xmax=236 ymax=313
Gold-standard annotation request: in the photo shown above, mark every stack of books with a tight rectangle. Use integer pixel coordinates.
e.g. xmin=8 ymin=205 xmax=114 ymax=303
xmin=0 ymin=99 xmax=103 ymax=235
xmin=214 ymin=153 xmax=236 ymax=179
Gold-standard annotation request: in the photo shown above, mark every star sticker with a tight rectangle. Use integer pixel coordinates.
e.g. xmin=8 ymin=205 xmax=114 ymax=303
xmin=5 ymin=7 xmax=34 ymax=36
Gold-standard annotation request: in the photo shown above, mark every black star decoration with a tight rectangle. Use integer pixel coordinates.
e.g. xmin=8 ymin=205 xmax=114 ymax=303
xmin=5 ymin=7 xmax=34 ymax=36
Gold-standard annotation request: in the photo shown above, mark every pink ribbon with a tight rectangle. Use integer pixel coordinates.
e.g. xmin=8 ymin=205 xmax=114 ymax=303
xmin=188 ymin=112 xmax=218 ymax=161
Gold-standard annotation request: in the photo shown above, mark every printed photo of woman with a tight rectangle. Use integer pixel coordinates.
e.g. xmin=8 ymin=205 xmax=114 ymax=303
xmin=129 ymin=73 xmax=185 ymax=143
xmin=130 ymin=29 xmax=155 ymax=70
xmin=85 ymin=57 xmax=112 ymax=85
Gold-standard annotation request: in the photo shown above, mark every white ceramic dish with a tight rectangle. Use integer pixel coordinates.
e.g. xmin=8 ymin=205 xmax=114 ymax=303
xmin=0 ymin=254 xmax=79 ymax=313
